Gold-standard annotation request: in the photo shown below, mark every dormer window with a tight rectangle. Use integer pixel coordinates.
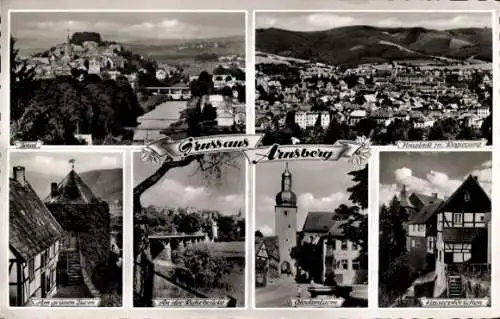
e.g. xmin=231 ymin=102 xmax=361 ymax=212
xmin=464 ymin=192 xmax=470 ymax=202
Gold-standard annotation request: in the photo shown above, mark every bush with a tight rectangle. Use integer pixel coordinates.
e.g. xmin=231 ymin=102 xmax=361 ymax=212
xmin=172 ymin=246 xmax=232 ymax=289
xmin=99 ymin=292 xmax=122 ymax=307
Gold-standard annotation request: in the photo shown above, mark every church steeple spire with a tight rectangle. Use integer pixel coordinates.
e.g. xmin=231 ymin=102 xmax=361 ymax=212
xmin=65 ymin=28 xmax=72 ymax=58
xmin=276 ymin=162 xmax=297 ymax=207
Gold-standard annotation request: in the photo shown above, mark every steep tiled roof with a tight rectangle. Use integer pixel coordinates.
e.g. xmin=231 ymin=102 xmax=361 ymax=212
xmin=44 ymin=170 xmax=99 ymax=204
xmin=302 ymin=211 xmax=349 ymax=234
xmin=262 ymin=236 xmax=279 ymax=261
xmin=440 ymin=175 xmax=490 ymax=213
xmin=10 ymin=179 xmax=65 ymax=261
xmin=409 ymin=193 xmax=442 ymax=210
xmin=408 ymin=201 xmax=443 ymax=224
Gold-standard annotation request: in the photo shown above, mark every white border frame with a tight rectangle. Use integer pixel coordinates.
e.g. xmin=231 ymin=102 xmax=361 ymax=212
xmin=251 ymin=8 xmax=497 ymax=316
xmin=5 ymin=148 xmax=126 ymax=309
xmin=6 ymin=8 xmax=248 ymax=151
xmin=1 ymin=1 xmax=499 ymax=318
xmin=130 ymin=150 xmax=250 ymax=310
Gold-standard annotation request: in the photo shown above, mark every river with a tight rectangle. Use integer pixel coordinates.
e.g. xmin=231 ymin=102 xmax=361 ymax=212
xmin=133 ymin=101 xmax=187 ymax=143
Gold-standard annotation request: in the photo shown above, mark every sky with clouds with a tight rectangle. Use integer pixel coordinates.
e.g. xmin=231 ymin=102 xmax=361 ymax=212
xmin=255 ymin=160 xmax=361 ymax=237
xmin=256 ymin=12 xmax=492 ymax=32
xmin=133 ymin=152 xmax=245 ymax=216
xmin=379 ymin=151 xmax=491 ymax=206
xmin=11 ymin=11 xmax=245 ymax=48
xmin=9 ymin=151 xmax=123 ymax=198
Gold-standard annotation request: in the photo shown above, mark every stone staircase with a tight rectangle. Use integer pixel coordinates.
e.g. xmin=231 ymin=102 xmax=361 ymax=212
xmin=447 ymin=275 xmax=464 ymax=298
xmin=61 ymin=250 xmax=83 ymax=285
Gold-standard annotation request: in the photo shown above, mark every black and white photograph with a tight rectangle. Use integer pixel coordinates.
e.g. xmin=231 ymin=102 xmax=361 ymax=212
xmin=133 ymin=151 xmax=246 ymax=307
xmin=10 ymin=11 xmax=246 ymax=145
xmin=254 ymin=12 xmax=493 ymax=146
xmin=379 ymin=151 xmax=491 ymax=307
xmin=254 ymin=160 xmax=368 ymax=308
xmin=9 ymin=151 xmax=123 ymax=307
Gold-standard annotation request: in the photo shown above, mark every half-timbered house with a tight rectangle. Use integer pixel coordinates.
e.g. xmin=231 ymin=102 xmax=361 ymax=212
xmin=9 ymin=166 xmax=65 ymax=306
xmin=398 ymin=175 xmax=491 ymax=298
xmin=434 ymin=175 xmax=491 ymax=297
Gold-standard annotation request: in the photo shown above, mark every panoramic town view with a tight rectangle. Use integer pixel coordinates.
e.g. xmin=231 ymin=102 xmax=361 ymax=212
xmin=10 ymin=11 xmax=246 ymax=145
xmin=254 ymin=12 xmax=492 ymax=146
xmin=379 ymin=151 xmax=491 ymax=307
xmin=254 ymin=161 xmax=368 ymax=308
xmin=133 ymin=152 xmax=246 ymax=307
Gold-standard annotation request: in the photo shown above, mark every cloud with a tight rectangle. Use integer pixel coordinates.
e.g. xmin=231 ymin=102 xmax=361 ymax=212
xmin=258 ymin=225 xmax=274 ymax=236
xmin=16 ymin=15 xmax=244 ymax=42
xmin=380 ymin=160 xmax=492 ymax=205
xmin=257 ymin=13 xmax=491 ymax=32
xmin=379 ymin=183 xmax=399 ymax=206
xmin=255 ymin=191 xmax=351 ymax=233
xmin=376 ymin=18 xmax=403 ymax=28
xmin=11 ymin=153 xmax=122 ymax=176
xmin=306 ymin=14 xmax=356 ymax=29
xmin=100 ymin=156 xmax=121 ymax=168
xmin=482 ymin=160 xmax=492 ymax=168
xmin=469 ymin=160 xmax=492 ymax=196
xmin=394 ymin=167 xmax=412 ymax=180
xmin=257 ymin=13 xmax=360 ymax=31
xmin=142 ymin=178 xmax=244 ymax=215
xmin=257 ymin=16 xmax=277 ymax=29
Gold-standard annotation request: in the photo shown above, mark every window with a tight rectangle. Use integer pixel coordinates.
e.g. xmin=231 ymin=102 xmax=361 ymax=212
xmin=427 ymin=236 xmax=435 ymax=251
xmin=411 ymin=239 xmax=416 ymax=248
xmin=453 ymin=213 xmax=462 ymax=225
xmin=288 ymin=224 xmax=291 ymax=229
xmin=41 ymin=251 xmax=47 ymax=269
xmin=352 ymin=242 xmax=359 ymax=250
xmin=341 ymin=240 xmax=348 ymax=250
xmin=464 ymin=192 xmax=470 ymax=202
xmin=341 ymin=259 xmax=348 ymax=270
xmin=352 ymin=260 xmax=360 ymax=270
xmin=284 ymin=211 xmax=288 ymax=216
xmin=28 ymin=259 xmax=35 ymax=281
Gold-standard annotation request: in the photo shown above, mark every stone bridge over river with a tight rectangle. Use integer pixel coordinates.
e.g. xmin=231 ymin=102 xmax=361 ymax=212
xmin=149 ymin=233 xmax=211 ymax=261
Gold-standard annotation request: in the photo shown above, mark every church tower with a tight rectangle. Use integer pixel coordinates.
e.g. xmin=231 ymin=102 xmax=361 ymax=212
xmin=64 ymin=29 xmax=72 ymax=62
xmin=275 ymin=163 xmax=297 ymax=275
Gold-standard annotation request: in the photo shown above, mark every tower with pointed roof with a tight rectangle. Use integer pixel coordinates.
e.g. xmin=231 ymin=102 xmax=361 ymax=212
xmin=275 ymin=162 xmax=297 ymax=275
xmin=44 ymin=159 xmax=111 ymax=289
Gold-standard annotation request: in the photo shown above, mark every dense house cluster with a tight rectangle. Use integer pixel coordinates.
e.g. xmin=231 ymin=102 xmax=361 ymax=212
xmin=19 ymin=32 xmax=188 ymax=91
xmin=255 ymin=52 xmax=492 ymax=142
xmin=23 ymin=33 xmax=126 ymax=79
xmin=397 ymin=175 xmax=491 ymax=299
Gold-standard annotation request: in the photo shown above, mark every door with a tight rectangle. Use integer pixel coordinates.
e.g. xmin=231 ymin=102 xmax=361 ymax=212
xmin=69 ymin=232 xmax=78 ymax=250
xmin=41 ymin=272 xmax=46 ymax=298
